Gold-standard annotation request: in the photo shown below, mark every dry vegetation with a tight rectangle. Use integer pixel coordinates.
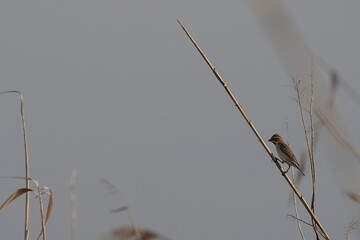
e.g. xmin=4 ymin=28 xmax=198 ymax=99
xmin=176 ymin=18 xmax=360 ymax=240
xmin=0 ymin=91 xmax=53 ymax=240
xmin=1 ymin=7 xmax=360 ymax=240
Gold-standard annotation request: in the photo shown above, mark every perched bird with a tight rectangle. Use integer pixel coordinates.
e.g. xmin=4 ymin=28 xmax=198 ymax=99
xmin=268 ymin=134 xmax=305 ymax=176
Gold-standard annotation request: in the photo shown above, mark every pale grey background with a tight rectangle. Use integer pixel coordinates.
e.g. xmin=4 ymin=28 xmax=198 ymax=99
xmin=0 ymin=0 xmax=359 ymax=239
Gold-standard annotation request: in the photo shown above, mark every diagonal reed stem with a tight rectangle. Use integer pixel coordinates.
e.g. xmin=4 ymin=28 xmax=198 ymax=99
xmin=177 ymin=18 xmax=331 ymax=240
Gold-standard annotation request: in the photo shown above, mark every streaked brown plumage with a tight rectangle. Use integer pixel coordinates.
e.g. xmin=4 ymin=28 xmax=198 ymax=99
xmin=268 ymin=134 xmax=305 ymax=176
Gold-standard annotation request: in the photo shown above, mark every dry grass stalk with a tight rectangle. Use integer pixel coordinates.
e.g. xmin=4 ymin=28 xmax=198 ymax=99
xmin=177 ymin=18 xmax=331 ymax=240
xmin=287 ymin=214 xmax=327 ymax=239
xmin=288 ymin=121 xmax=321 ymax=203
xmin=344 ymin=218 xmax=359 ymax=240
xmin=100 ymin=179 xmax=141 ymax=240
xmin=291 ymin=169 xmax=305 ymax=240
xmin=288 ymin=214 xmax=313 ymax=227
xmin=292 ymin=64 xmax=318 ymax=239
xmin=26 ymin=179 xmax=53 ymax=240
xmin=110 ymin=227 xmax=169 ymax=240
xmin=309 ymin=62 xmax=316 ymax=207
xmin=70 ymin=169 xmax=78 ymax=240
xmin=0 ymin=176 xmax=53 ymax=240
xmin=344 ymin=190 xmax=360 ymax=204
xmin=315 ymin=109 xmax=360 ymax=162
xmin=309 ymin=60 xmax=319 ymax=240
xmin=33 ymin=179 xmax=47 ymax=240
xmin=292 ymin=78 xmax=313 ymax=177
xmin=286 ymin=121 xmax=305 ymax=240
xmin=0 ymin=90 xmax=30 ymax=240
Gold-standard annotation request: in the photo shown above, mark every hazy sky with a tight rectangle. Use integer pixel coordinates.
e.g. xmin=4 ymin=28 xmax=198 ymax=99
xmin=0 ymin=0 xmax=359 ymax=239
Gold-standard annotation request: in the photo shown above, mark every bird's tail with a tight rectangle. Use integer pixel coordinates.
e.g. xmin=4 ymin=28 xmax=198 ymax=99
xmin=296 ymin=166 xmax=305 ymax=176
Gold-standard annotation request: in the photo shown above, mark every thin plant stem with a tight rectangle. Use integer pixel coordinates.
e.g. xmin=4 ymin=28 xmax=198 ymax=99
xmin=344 ymin=218 xmax=360 ymax=240
xmin=309 ymin=59 xmax=319 ymax=240
xmin=293 ymin=77 xmax=318 ymax=240
xmin=35 ymin=181 xmax=47 ymax=240
xmin=100 ymin=179 xmax=141 ymax=240
xmin=288 ymin=121 xmax=321 ymax=203
xmin=310 ymin=60 xmax=316 ymax=207
xmin=291 ymin=169 xmax=305 ymax=240
xmin=287 ymin=214 xmax=328 ymax=239
xmin=293 ymin=78 xmax=312 ymax=170
xmin=288 ymin=214 xmax=313 ymax=228
xmin=294 ymin=62 xmax=319 ymax=240
xmin=177 ymin=19 xmax=331 ymax=240
xmin=70 ymin=169 xmax=78 ymax=240
xmin=315 ymin=109 xmax=360 ymax=162
xmin=0 ymin=90 xmax=30 ymax=240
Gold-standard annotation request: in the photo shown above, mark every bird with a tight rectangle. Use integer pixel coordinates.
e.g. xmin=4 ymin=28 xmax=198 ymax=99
xmin=268 ymin=133 xmax=305 ymax=176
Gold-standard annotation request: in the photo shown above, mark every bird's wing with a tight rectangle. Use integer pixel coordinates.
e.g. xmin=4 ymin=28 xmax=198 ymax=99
xmin=279 ymin=143 xmax=300 ymax=166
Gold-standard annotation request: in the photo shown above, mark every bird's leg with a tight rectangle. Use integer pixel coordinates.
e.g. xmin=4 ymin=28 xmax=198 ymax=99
xmin=284 ymin=165 xmax=291 ymax=174
xmin=276 ymin=157 xmax=284 ymax=164
xmin=281 ymin=165 xmax=291 ymax=176
xmin=270 ymin=153 xmax=284 ymax=163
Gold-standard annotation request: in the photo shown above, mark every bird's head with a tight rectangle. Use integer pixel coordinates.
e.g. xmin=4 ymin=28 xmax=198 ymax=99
xmin=268 ymin=134 xmax=282 ymax=145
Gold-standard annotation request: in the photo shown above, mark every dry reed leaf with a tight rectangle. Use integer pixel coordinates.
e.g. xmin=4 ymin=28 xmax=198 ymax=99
xmin=45 ymin=189 xmax=53 ymax=224
xmin=0 ymin=176 xmax=32 ymax=180
xmin=0 ymin=188 xmax=33 ymax=210
xmin=344 ymin=191 xmax=360 ymax=204
xmin=110 ymin=206 xmax=128 ymax=213
xmin=100 ymin=178 xmax=120 ymax=195
xmin=113 ymin=227 xmax=157 ymax=240
xmin=100 ymin=227 xmax=169 ymax=240
xmin=36 ymin=188 xmax=53 ymax=240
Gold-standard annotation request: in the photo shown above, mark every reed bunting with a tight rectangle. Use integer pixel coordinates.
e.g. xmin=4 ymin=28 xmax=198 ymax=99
xmin=268 ymin=134 xmax=305 ymax=176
